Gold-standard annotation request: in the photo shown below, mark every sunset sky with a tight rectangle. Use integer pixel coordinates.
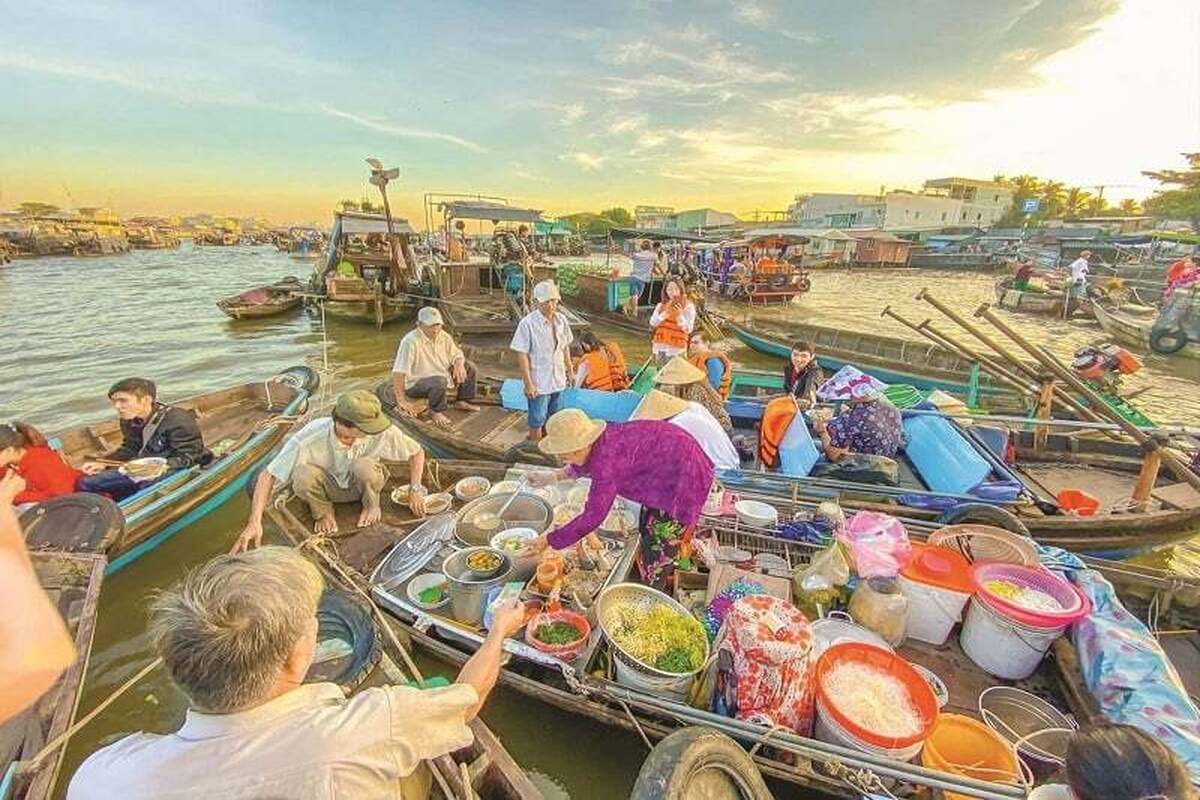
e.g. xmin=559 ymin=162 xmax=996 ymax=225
xmin=2 ymin=0 xmax=1197 ymax=226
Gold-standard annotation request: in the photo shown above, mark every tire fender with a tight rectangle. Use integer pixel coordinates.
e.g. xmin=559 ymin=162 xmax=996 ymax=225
xmin=630 ymin=727 xmax=773 ymax=800
xmin=935 ymin=502 xmax=1031 ymax=537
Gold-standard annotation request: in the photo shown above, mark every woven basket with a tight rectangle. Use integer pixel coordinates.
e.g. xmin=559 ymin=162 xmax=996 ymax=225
xmin=927 ymin=524 xmax=1039 ymax=568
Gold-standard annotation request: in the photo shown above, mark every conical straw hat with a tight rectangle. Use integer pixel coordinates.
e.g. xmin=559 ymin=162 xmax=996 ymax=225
xmin=654 ymin=356 xmax=706 ymax=386
xmin=537 ymin=408 xmax=607 ymax=455
xmin=632 ymin=389 xmax=689 ymax=421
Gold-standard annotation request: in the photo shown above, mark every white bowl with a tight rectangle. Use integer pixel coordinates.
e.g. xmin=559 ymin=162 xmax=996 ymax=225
xmin=423 ymin=492 xmax=453 ymax=515
xmin=734 ymin=500 xmax=778 ymax=528
xmin=533 ymin=486 xmax=563 ymax=505
xmin=490 ymin=527 xmax=540 ymax=580
xmin=389 ymin=484 xmax=412 ymax=505
xmin=454 ymin=476 xmax=491 ymax=502
xmin=407 ymin=573 xmax=450 ymax=610
xmin=489 ymin=480 xmax=522 ymax=495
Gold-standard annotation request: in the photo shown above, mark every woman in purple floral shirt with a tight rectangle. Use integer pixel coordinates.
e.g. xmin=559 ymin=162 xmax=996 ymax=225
xmin=817 ymin=385 xmax=904 ymax=461
xmin=524 ymin=409 xmax=714 ymax=588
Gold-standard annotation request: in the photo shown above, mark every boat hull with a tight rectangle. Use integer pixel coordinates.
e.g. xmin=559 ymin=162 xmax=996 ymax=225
xmin=1093 ymin=302 xmax=1200 ymax=360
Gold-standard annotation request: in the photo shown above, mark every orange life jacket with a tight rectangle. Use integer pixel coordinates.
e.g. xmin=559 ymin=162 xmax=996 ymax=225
xmin=652 ymin=304 xmax=691 ymax=350
xmin=580 ymin=344 xmax=629 ymax=391
xmin=689 ymin=352 xmax=732 ymax=399
xmin=758 ymin=397 xmax=798 ymax=470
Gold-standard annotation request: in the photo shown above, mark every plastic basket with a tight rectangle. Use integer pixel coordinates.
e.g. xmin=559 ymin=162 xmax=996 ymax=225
xmin=971 ymin=563 xmax=1089 ymax=628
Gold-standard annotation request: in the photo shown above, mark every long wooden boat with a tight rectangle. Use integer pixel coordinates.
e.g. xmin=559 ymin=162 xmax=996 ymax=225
xmin=261 ymin=458 xmax=1186 ymax=800
xmin=0 ymin=552 xmax=104 ymax=800
xmin=436 ymin=260 xmax=591 ymax=337
xmin=993 ymin=277 xmax=1070 ymax=317
xmin=320 ymin=295 xmax=411 ymax=327
xmin=20 ymin=367 xmax=317 ymax=574
xmin=216 ymin=277 xmax=304 ymax=320
xmin=1093 ymin=300 xmax=1200 ymax=360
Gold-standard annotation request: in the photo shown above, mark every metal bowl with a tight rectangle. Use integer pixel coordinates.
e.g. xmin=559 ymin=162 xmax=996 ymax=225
xmin=454 ymin=492 xmax=552 ymax=547
xmin=596 ymin=582 xmax=710 ymax=679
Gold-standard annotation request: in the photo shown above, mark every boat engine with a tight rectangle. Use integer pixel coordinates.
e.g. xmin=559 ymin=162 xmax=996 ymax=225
xmin=1073 ymin=344 xmax=1142 ymax=393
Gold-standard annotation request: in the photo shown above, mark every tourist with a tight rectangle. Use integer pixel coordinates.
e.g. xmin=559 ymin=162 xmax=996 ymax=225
xmin=784 ymin=340 xmax=824 ymax=410
xmin=233 ymin=391 xmax=426 ymax=549
xmin=654 ymin=355 xmax=732 ymax=432
xmin=1028 ymin=723 xmax=1197 ymax=800
xmin=573 ymin=330 xmax=629 ymax=391
xmin=632 ymin=389 xmax=739 ymax=470
xmin=1012 ymin=260 xmax=1037 ymax=291
xmin=627 ymin=239 xmax=656 ymax=316
xmin=1065 ymin=249 xmax=1091 ymax=316
xmin=523 ymin=408 xmax=714 ymax=588
xmin=815 ymin=384 xmax=903 ymax=462
xmin=652 ymin=241 xmax=668 ymax=276
xmin=67 ymin=546 xmax=526 ymax=800
xmin=687 ymin=331 xmax=731 ymax=399
xmin=78 ymin=378 xmax=211 ymax=500
xmin=649 ymin=277 xmax=697 ymax=362
xmin=0 ymin=421 xmax=81 ymax=510
xmin=0 ymin=472 xmax=76 ymax=724
xmin=511 ymin=280 xmax=574 ymax=442
xmin=391 ymin=306 xmax=479 ymax=429
xmin=490 ymin=227 xmax=530 ymax=320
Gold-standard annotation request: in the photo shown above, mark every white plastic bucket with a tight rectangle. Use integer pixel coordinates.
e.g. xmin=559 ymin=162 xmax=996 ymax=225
xmin=898 ymin=574 xmax=971 ymax=646
xmin=613 ymin=651 xmax=695 ymax=701
xmin=960 ymin=596 xmax=1066 ymax=680
xmin=813 ymin=697 xmax=924 ymax=762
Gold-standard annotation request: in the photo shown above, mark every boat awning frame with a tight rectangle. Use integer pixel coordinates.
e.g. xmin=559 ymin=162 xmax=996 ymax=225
xmin=337 ymin=213 xmax=416 ymax=236
xmin=439 ymin=201 xmax=544 ymax=223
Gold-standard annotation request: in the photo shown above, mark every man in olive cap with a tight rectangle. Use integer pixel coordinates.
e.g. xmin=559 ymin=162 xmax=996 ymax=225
xmin=234 ymin=391 xmax=427 ymax=549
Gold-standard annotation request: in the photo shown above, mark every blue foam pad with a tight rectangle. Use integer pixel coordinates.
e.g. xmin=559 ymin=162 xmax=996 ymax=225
xmin=500 ymin=379 xmax=529 ymax=412
xmin=903 ymin=414 xmax=992 ymax=494
xmin=778 ymin=414 xmax=820 ymax=477
xmin=560 ymin=388 xmax=641 ymax=422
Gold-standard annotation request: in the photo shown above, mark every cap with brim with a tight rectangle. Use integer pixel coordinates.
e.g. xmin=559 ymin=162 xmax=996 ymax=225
xmin=537 ymin=408 xmax=607 ymax=455
xmin=654 ymin=356 xmax=706 ymax=386
xmin=532 ymin=280 xmax=562 ymax=304
xmin=335 ymin=390 xmax=393 ymax=435
xmin=417 ymin=306 xmax=443 ymax=326
xmin=632 ymin=389 xmax=689 ymax=421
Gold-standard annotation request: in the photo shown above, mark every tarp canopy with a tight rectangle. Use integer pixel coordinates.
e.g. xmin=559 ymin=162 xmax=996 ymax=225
xmin=743 ymin=226 xmax=844 ymax=240
xmin=534 ymin=220 xmax=571 ymax=236
xmin=440 ymin=201 xmax=543 ymax=223
xmin=608 ymin=227 xmax=716 ymax=243
xmin=337 ymin=212 xmax=416 ymax=236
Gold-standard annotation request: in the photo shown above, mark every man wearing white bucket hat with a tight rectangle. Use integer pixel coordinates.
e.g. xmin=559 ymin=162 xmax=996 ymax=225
xmin=632 ymin=389 xmax=739 ymax=470
xmin=510 ymin=280 xmax=574 ymax=441
xmin=523 ymin=407 xmax=714 ymax=588
xmin=815 ymin=382 xmax=903 ymax=462
xmin=391 ymin=306 xmax=479 ymax=429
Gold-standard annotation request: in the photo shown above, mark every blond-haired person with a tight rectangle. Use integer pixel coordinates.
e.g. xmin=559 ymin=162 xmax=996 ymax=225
xmin=68 ymin=546 xmax=524 ymax=799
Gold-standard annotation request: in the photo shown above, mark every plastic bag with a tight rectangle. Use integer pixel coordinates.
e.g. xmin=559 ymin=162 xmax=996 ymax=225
xmin=837 ymin=511 xmax=912 ymax=578
xmin=792 ymin=545 xmax=850 ymax=620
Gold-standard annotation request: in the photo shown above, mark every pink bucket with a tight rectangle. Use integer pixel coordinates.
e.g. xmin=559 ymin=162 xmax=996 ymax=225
xmin=970 ymin=563 xmax=1090 ymax=628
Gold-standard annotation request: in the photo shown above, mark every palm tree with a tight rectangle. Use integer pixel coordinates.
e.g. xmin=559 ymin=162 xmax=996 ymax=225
xmin=1064 ymin=187 xmax=1092 ymax=217
xmin=1084 ymin=195 xmax=1109 ymax=215
xmin=1040 ymin=181 xmax=1066 ymax=216
xmin=1011 ymin=175 xmax=1042 ymax=197
xmin=1118 ymin=198 xmax=1141 ymax=215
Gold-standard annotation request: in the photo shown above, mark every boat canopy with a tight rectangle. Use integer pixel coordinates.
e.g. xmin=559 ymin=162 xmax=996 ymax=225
xmin=608 ymin=227 xmax=716 ymax=243
xmin=440 ymin=200 xmax=543 ymax=223
xmin=747 ymin=233 xmax=810 ymax=247
xmin=337 ymin=212 xmax=416 ymax=236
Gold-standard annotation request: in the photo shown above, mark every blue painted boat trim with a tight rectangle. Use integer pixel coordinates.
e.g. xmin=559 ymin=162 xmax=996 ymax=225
xmin=106 ymin=391 xmax=309 ymax=574
xmin=0 ymin=764 xmax=15 ymax=800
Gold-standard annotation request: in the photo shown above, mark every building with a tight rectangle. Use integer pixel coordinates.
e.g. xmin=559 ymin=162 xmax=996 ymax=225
xmin=921 ymin=178 xmax=1013 ymax=226
xmin=634 ymin=205 xmax=675 ymax=229
xmin=633 ymin=206 xmax=738 ymax=234
xmin=789 ymin=177 xmax=1014 ymax=231
xmin=845 ymin=230 xmax=913 ymax=266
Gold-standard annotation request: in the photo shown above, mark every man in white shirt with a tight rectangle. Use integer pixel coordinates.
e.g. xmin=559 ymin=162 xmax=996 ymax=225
xmin=627 ymin=239 xmax=657 ymax=316
xmin=510 ymin=280 xmax=574 ymax=442
xmin=1065 ymin=249 xmax=1091 ymax=316
xmin=632 ymin=389 xmax=740 ymax=470
xmin=234 ymin=391 xmax=427 ymax=548
xmin=67 ymin=546 xmax=525 ymax=800
xmin=392 ymin=306 xmax=478 ymax=429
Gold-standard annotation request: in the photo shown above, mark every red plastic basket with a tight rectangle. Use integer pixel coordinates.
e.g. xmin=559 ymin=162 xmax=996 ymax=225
xmin=524 ymin=607 xmax=591 ymax=660
xmin=815 ymin=643 xmax=939 ymax=749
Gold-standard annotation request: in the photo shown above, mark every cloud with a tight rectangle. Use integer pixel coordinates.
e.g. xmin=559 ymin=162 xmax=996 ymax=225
xmin=510 ymin=163 xmax=550 ymax=183
xmin=559 ymin=152 xmax=607 ymax=171
xmin=733 ymin=2 xmax=770 ymax=25
xmin=320 ymin=107 xmax=486 ymax=153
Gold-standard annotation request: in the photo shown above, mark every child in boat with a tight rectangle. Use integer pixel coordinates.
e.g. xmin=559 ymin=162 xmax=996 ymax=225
xmin=1028 ymin=723 xmax=1197 ymax=799
xmin=77 ymin=378 xmax=212 ymax=501
xmin=0 ymin=421 xmax=82 ymax=510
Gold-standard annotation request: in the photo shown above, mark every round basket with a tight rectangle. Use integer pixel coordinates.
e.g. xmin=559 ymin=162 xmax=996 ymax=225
xmin=596 ymin=583 xmax=709 ymax=682
xmin=927 ymin=524 xmax=1039 ymax=567
xmin=971 ymin=563 xmax=1089 ymax=628
xmin=978 ymin=686 xmax=1076 ymax=767
xmin=525 ymin=607 xmax=591 ymax=661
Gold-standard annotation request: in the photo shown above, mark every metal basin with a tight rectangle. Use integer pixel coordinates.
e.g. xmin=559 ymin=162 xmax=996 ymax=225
xmin=454 ymin=491 xmax=552 ymax=547
xmin=442 ymin=547 xmax=513 ymax=626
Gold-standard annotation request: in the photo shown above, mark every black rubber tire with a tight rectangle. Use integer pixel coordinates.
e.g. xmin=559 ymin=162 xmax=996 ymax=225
xmin=936 ymin=503 xmax=1031 ymax=537
xmin=631 ymin=727 xmax=773 ymax=800
xmin=19 ymin=493 xmax=124 ymax=553
xmin=304 ymin=588 xmax=382 ymax=693
xmin=1149 ymin=325 xmax=1189 ymax=355
xmin=275 ymin=365 xmax=320 ymax=394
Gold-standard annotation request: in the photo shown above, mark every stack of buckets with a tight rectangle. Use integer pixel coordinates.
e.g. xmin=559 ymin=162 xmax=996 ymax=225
xmin=897 ymin=543 xmax=974 ymax=645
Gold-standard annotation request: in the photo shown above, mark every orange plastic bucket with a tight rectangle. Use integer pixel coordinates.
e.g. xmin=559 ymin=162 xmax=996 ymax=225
xmin=1056 ymin=489 xmax=1100 ymax=516
xmin=921 ymin=714 xmax=1020 ymax=800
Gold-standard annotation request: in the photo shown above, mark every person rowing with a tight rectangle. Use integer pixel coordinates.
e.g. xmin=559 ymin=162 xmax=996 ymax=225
xmin=522 ymin=408 xmax=714 ymax=589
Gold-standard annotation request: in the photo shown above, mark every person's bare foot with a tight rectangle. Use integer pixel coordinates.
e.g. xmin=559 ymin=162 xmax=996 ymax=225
xmin=453 ymin=400 xmax=479 ymax=413
xmin=430 ymin=412 xmax=453 ymax=428
xmin=358 ymin=504 xmax=382 ymax=527
xmin=314 ymin=512 xmax=338 ymax=535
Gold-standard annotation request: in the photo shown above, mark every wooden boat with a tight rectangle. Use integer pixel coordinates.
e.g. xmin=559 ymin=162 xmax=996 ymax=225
xmin=20 ymin=366 xmax=317 ymax=574
xmin=0 ymin=552 xmax=104 ymax=800
xmin=1094 ymin=300 xmax=1200 ymax=360
xmin=216 ymin=277 xmax=304 ymax=320
xmin=993 ymin=277 xmax=1067 ymax=316
xmin=309 ymin=211 xmax=422 ymax=328
xmin=261 ymin=458 xmax=1183 ymax=800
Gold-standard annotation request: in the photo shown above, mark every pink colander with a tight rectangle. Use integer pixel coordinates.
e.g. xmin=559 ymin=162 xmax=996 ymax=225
xmin=970 ymin=563 xmax=1090 ymax=628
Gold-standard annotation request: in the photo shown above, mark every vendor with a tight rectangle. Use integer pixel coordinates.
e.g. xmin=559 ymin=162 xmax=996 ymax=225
xmin=632 ymin=390 xmax=739 ymax=470
xmin=1012 ymin=260 xmax=1036 ymax=291
xmin=783 ymin=340 xmax=823 ymax=409
xmin=654 ymin=356 xmax=732 ymax=432
xmin=814 ymin=384 xmax=903 ymax=462
xmin=524 ymin=408 xmax=714 ymax=589
xmin=687 ymin=332 xmax=731 ymax=399
xmin=648 ymin=278 xmax=696 ymax=362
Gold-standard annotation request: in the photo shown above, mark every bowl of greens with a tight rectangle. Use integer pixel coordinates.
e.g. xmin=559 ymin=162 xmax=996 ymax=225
xmin=406 ymin=573 xmax=451 ymax=611
xmin=524 ymin=607 xmax=591 ymax=660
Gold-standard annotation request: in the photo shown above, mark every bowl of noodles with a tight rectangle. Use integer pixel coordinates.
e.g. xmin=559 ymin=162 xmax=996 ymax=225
xmin=118 ymin=457 xmax=168 ymax=481
xmin=596 ymin=583 xmax=709 ymax=698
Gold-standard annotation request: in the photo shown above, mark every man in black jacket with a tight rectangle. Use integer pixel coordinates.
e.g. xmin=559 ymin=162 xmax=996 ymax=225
xmin=78 ymin=378 xmax=212 ymax=500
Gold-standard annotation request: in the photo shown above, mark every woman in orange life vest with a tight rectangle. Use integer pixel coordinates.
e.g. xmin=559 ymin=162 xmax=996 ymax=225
xmin=649 ymin=277 xmax=696 ymax=364
xmin=572 ymin=331 xmax=630 ymax=391
xmin=687 ymin=331 xmax=731 ymax=399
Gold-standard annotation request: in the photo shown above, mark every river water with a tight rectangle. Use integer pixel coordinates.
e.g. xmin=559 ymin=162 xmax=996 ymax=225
xmin=1 ymin=245 xmax=1196 ymax=797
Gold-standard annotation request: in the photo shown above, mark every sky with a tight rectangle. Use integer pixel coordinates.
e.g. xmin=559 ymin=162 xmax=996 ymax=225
xmin=1 ymin=0 xmax=1198 ymax=226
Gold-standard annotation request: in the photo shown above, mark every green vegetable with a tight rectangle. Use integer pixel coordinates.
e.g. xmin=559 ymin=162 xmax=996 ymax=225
xmin=655 ymin=646 xmax=697 ymax=672
xmin=534 ymin=621 xmax=583 ymax=645
xmin=418 ymin=585 xmax=446 ymax=604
